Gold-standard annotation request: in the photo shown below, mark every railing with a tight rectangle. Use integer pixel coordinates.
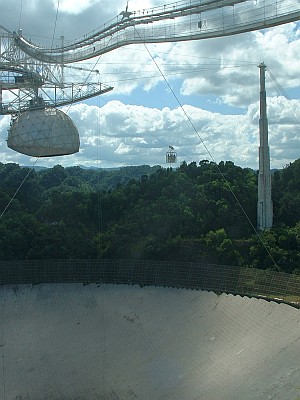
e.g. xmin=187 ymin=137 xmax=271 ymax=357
xmin=0 ymin=259 xmax=299 ymax=307
xmin=14 ymin=0 xmax=300 ymax=63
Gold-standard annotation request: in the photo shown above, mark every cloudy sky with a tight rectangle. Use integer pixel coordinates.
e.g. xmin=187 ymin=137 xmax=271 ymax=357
xmin=0 ymin=0 xmax=299 ymax=170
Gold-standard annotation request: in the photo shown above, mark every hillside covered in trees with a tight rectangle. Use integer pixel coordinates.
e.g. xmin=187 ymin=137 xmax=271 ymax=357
xmin=0 ymin=159 xmax=299 ymax=274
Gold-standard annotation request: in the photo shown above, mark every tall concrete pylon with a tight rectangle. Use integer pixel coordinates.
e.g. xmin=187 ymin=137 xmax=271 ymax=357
xmin=257 ymin=62 xmax=273 ymax=230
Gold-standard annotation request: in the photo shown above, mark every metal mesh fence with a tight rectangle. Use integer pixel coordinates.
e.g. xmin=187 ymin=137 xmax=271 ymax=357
xmin=0 ymin=259 xmax=299 ymax=307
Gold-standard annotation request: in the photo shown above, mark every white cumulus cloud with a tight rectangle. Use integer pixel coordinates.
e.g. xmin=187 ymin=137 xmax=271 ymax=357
xmin=0 ymin=0 xmax=299 ymax=170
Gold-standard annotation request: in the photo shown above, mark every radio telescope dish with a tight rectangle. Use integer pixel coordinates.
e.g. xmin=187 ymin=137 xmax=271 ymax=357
xmin=1 ymin=284 xmax=299 ymax=399
xmin=7 ymin=107 xmax=80 ymax=157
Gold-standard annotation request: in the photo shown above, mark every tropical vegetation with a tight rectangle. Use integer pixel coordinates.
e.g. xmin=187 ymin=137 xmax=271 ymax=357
xmin=0 ymin=159 xmax=299 ymax=274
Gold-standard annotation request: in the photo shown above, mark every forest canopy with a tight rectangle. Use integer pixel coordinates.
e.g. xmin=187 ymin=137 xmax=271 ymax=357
xmin=0 ymin=159 xmax=299 ymax=274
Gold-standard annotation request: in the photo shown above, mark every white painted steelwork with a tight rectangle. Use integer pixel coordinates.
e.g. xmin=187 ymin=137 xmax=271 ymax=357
xmin=0 ymin=0 xmax=299 ymax=112
xmin=1 ymin=0 xmax=299 ymax=155
xmin=12 ymin=0 xmax=300 ymax=64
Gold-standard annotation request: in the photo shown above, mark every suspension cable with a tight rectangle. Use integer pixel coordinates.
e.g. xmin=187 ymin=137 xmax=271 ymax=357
xmin=51 ymin=0 xmax=60 ymax=49
xmin=0 ymin=158 xmax=39 ymax=219
xmin=18 ymin=0 xmax=23 ymax=31
xmin=134 ymin=26 xmax=281 ymax=272
xmin=267 ymin=68 xmax=300 ymax=126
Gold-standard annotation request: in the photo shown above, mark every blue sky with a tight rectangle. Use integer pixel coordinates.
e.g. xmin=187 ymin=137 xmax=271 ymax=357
xmin=0 ymin=0 xmax=300 ymax=169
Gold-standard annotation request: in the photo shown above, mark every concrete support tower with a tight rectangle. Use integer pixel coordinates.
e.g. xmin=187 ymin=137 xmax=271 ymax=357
xmin=257 ymin=62 xmax=273 ymax=230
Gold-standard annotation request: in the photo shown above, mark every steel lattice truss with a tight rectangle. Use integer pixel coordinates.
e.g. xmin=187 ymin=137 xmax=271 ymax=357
xmin=1 ymin=0 xmax=300 ymax=114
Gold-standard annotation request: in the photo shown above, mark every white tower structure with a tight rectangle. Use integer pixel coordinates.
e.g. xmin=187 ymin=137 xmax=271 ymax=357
xmin=257 ymin=62 xmax=273 ymax=230
xmin=1 ymin=1 xmax=300 ymax=157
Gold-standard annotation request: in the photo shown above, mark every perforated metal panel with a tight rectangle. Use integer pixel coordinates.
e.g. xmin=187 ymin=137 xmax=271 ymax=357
xmin=7 ymin=108 xmax=80 ymax=157
xmin=1 ymin=284 xmax=299 ymax=399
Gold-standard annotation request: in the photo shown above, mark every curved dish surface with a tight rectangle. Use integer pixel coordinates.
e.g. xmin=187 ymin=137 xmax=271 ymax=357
xmin=1 ymin=284 xmax=299 ymax=399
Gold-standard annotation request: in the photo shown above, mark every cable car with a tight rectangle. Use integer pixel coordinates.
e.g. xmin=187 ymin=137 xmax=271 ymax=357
xmin=166 ymin=146 xmax=177 ymax=163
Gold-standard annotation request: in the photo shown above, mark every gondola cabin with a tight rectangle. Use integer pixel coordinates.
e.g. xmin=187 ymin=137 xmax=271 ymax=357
xmin=166 ymin=146 xmax=177 ymax=163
